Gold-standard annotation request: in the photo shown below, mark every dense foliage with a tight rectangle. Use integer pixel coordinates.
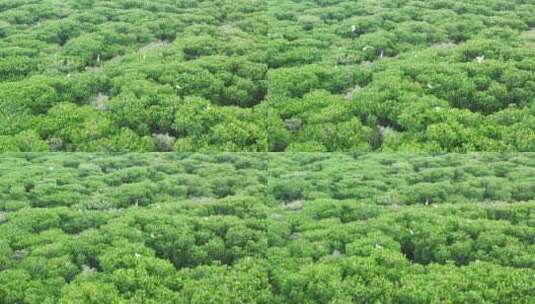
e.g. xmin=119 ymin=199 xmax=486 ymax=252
xmin=0 ymin=0 xmax=269 ymax=152
xmin=1 ymin=153 xmax=534 ymax=303
xmin=1 ymin=0 xmax=534 ymax=151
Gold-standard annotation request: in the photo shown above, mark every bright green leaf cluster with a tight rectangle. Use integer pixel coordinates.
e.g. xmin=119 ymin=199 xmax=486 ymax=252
xmin=0 ymin=153 xmax=534 ymax=303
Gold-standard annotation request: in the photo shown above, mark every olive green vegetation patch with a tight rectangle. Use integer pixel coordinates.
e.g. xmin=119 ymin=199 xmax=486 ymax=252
xmin=0 ymin=153 xmax=534 ymax=303
xmin=1 ymin=0 xmax=535 ymax=151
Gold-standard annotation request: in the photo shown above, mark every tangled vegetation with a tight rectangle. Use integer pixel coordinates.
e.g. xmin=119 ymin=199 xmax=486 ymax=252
xmin=1 ymin=153 xmax=534 ymax=303
xmin=1 ymin=0 xmax=534 ymax=151
xmin=266 ymin=0 xmax=535 ymax=152
xmin=1 ymin=1 xmax=533 ymax=302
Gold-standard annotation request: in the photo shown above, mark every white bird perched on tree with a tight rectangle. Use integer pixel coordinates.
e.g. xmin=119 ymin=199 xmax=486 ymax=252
xmin=351 ymin=25 xmax=357 ymax=32
xmin=476 ymin=55 xmax=485 ymax=64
